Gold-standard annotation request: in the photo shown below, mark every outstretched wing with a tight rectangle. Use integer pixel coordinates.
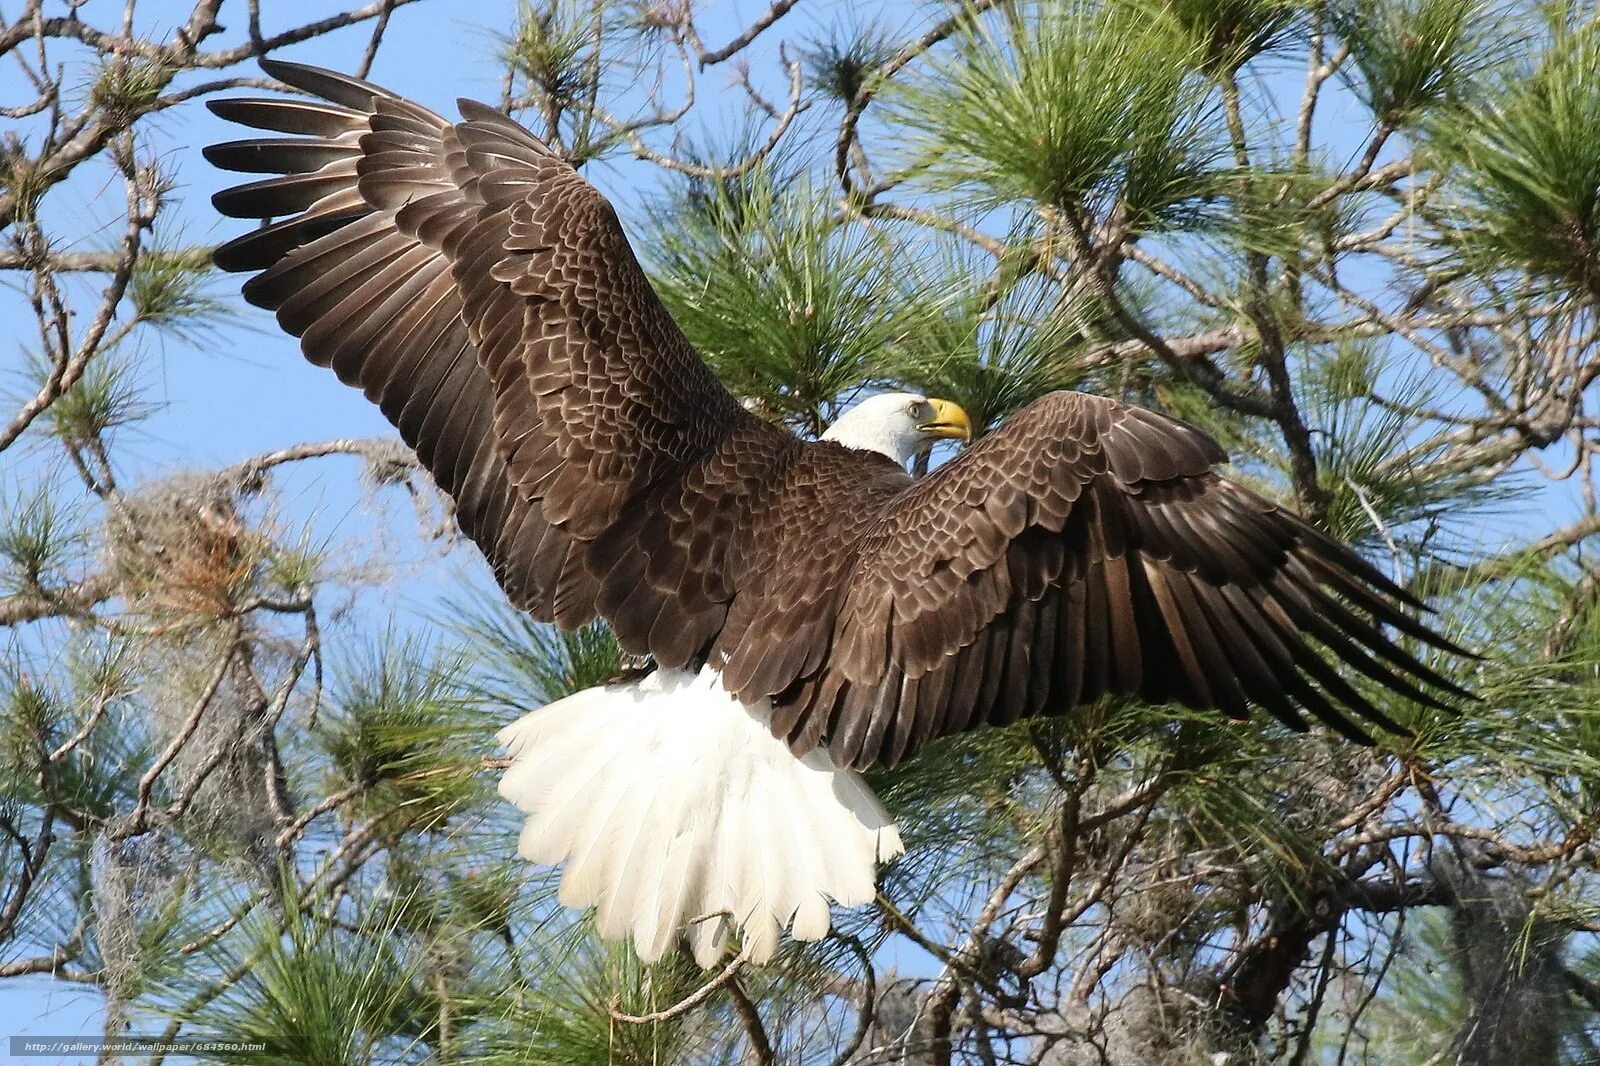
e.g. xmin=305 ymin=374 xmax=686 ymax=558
xmin=209 ymin=63 xmax=1469 ymax=773
xmin=207 ymin=60 xmax=798 ymax=668
xmin=762 ymin=391 xmax=1471 ymax=769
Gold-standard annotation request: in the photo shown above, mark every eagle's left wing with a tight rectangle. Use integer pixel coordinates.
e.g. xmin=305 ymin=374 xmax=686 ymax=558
xmin=206 ymin=61 xmax=800 ymax=670
xmin=765 ymin=391 xmax=1471 ymax=769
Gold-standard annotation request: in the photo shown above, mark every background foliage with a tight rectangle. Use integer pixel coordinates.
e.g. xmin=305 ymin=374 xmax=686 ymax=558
xmin=3 ymin=0 xmax=1600 ymax=1062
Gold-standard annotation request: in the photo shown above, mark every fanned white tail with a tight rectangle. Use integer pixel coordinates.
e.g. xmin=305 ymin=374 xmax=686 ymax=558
xmin=497 ymin=667 xmax=903 ymax=966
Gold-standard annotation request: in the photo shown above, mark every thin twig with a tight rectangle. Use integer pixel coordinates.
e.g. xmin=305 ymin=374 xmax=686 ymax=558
xmin=608 ymin=954 xmax=745 ymax=1023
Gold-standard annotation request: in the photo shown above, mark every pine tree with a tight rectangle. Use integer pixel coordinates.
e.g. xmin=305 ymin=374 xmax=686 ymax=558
xmin=4 ymin=1 xmax=1600 ymax=1063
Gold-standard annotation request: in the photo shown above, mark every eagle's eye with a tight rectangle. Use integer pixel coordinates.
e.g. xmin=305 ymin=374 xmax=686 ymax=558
xmin=908 ymin=400 xmax=927 ymax=418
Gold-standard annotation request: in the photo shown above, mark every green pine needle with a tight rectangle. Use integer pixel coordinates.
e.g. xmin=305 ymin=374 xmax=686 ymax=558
xmin=1332 ymin=0 xmax=1494 ymax=121
xmin=1426 ymin=15 xmax=1600 ymax=295
xmin=319 ymin=637 xmax=493 ymax=829
xmin=889 ymin=0 xmax=1227 ymax=227
xmin=645 ymin=168 xmax=930 ymax=433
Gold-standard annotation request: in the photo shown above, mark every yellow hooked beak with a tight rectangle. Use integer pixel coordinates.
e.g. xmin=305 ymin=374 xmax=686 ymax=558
xmin=918 ymin=398 xmax=973 ymax=443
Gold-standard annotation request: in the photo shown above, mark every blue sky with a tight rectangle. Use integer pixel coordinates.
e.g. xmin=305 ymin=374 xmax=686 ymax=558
xmin=1 ymin=1 xmax=876 ymax=1053
xmin=0 ymin=0 xmax=1525 ymax=1057
xmin=2 ymin=1 xmax=546 ymax=1052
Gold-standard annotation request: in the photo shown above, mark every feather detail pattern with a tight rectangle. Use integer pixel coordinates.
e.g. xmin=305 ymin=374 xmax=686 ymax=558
xmin=207 ymin=62 xmax=1480 ymax=965
xmin=209 ymin=60 xmax=1474 ymax=778
xmin=497 ymin=668 xmax=904 ymax=966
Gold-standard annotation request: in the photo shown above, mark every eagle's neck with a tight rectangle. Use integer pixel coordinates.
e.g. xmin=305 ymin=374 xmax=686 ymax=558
xmin=820 ymin=418 xmax=919 ymax=467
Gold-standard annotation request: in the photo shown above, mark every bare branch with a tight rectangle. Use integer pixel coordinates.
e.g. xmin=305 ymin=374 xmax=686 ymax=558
xmin=690 ymin=0 xmax=800 ymax=67
xmin=608 ymin=954 xmax=745 ymax=1023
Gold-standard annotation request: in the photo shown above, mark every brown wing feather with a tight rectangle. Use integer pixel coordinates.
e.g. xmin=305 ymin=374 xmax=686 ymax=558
xmin=758 ymin=392 xmax=1472 ymax=770
xmin=209 ymin=64 xmax=1470 ymax=772
xmin=207 ymin=60 xmax=801 ymax=668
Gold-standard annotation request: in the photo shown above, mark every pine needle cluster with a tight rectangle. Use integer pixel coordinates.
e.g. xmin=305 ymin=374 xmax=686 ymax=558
xmin=6 ymin=0 xmax=1600 ymax=1062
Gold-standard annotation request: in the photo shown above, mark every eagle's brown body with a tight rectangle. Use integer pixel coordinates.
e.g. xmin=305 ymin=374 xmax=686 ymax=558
xmin=208 ymin=60 xmax=1470 ymax=963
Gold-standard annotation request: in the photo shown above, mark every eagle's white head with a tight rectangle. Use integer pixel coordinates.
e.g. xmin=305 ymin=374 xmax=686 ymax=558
xmin=821 ymin=392 xmax=973 ymax=466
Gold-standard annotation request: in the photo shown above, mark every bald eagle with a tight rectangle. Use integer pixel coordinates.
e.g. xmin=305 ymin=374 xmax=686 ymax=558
xmin=207 ymin=60 xmax=1470 ymax=967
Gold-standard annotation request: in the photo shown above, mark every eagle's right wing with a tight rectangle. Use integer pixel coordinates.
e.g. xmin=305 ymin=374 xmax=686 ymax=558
xmin=761 ymin=392 xmax=1474 ymax=770
xmin=208 ymin=60 xmax=796 ymax=668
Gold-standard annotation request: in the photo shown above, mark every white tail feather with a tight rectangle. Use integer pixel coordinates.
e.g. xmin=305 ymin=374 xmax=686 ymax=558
xmin=497 ymin=667 xmax=903 ymax=966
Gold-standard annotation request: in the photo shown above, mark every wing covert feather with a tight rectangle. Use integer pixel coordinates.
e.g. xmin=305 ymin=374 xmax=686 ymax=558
xmin=757 ymin=392 xmax=1471 ymax=769
xmin=209 ymin=63 xmax=1471 ymax=774
xmin=207 ymin=59 xmax=796 ymax=667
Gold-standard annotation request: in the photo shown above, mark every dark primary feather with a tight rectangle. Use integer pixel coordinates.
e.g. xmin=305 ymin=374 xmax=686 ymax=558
xmin=783 ymin=393 xmax=1473 ymax=767
xmin=208 ymin=61 xmax=1474 ymax=773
